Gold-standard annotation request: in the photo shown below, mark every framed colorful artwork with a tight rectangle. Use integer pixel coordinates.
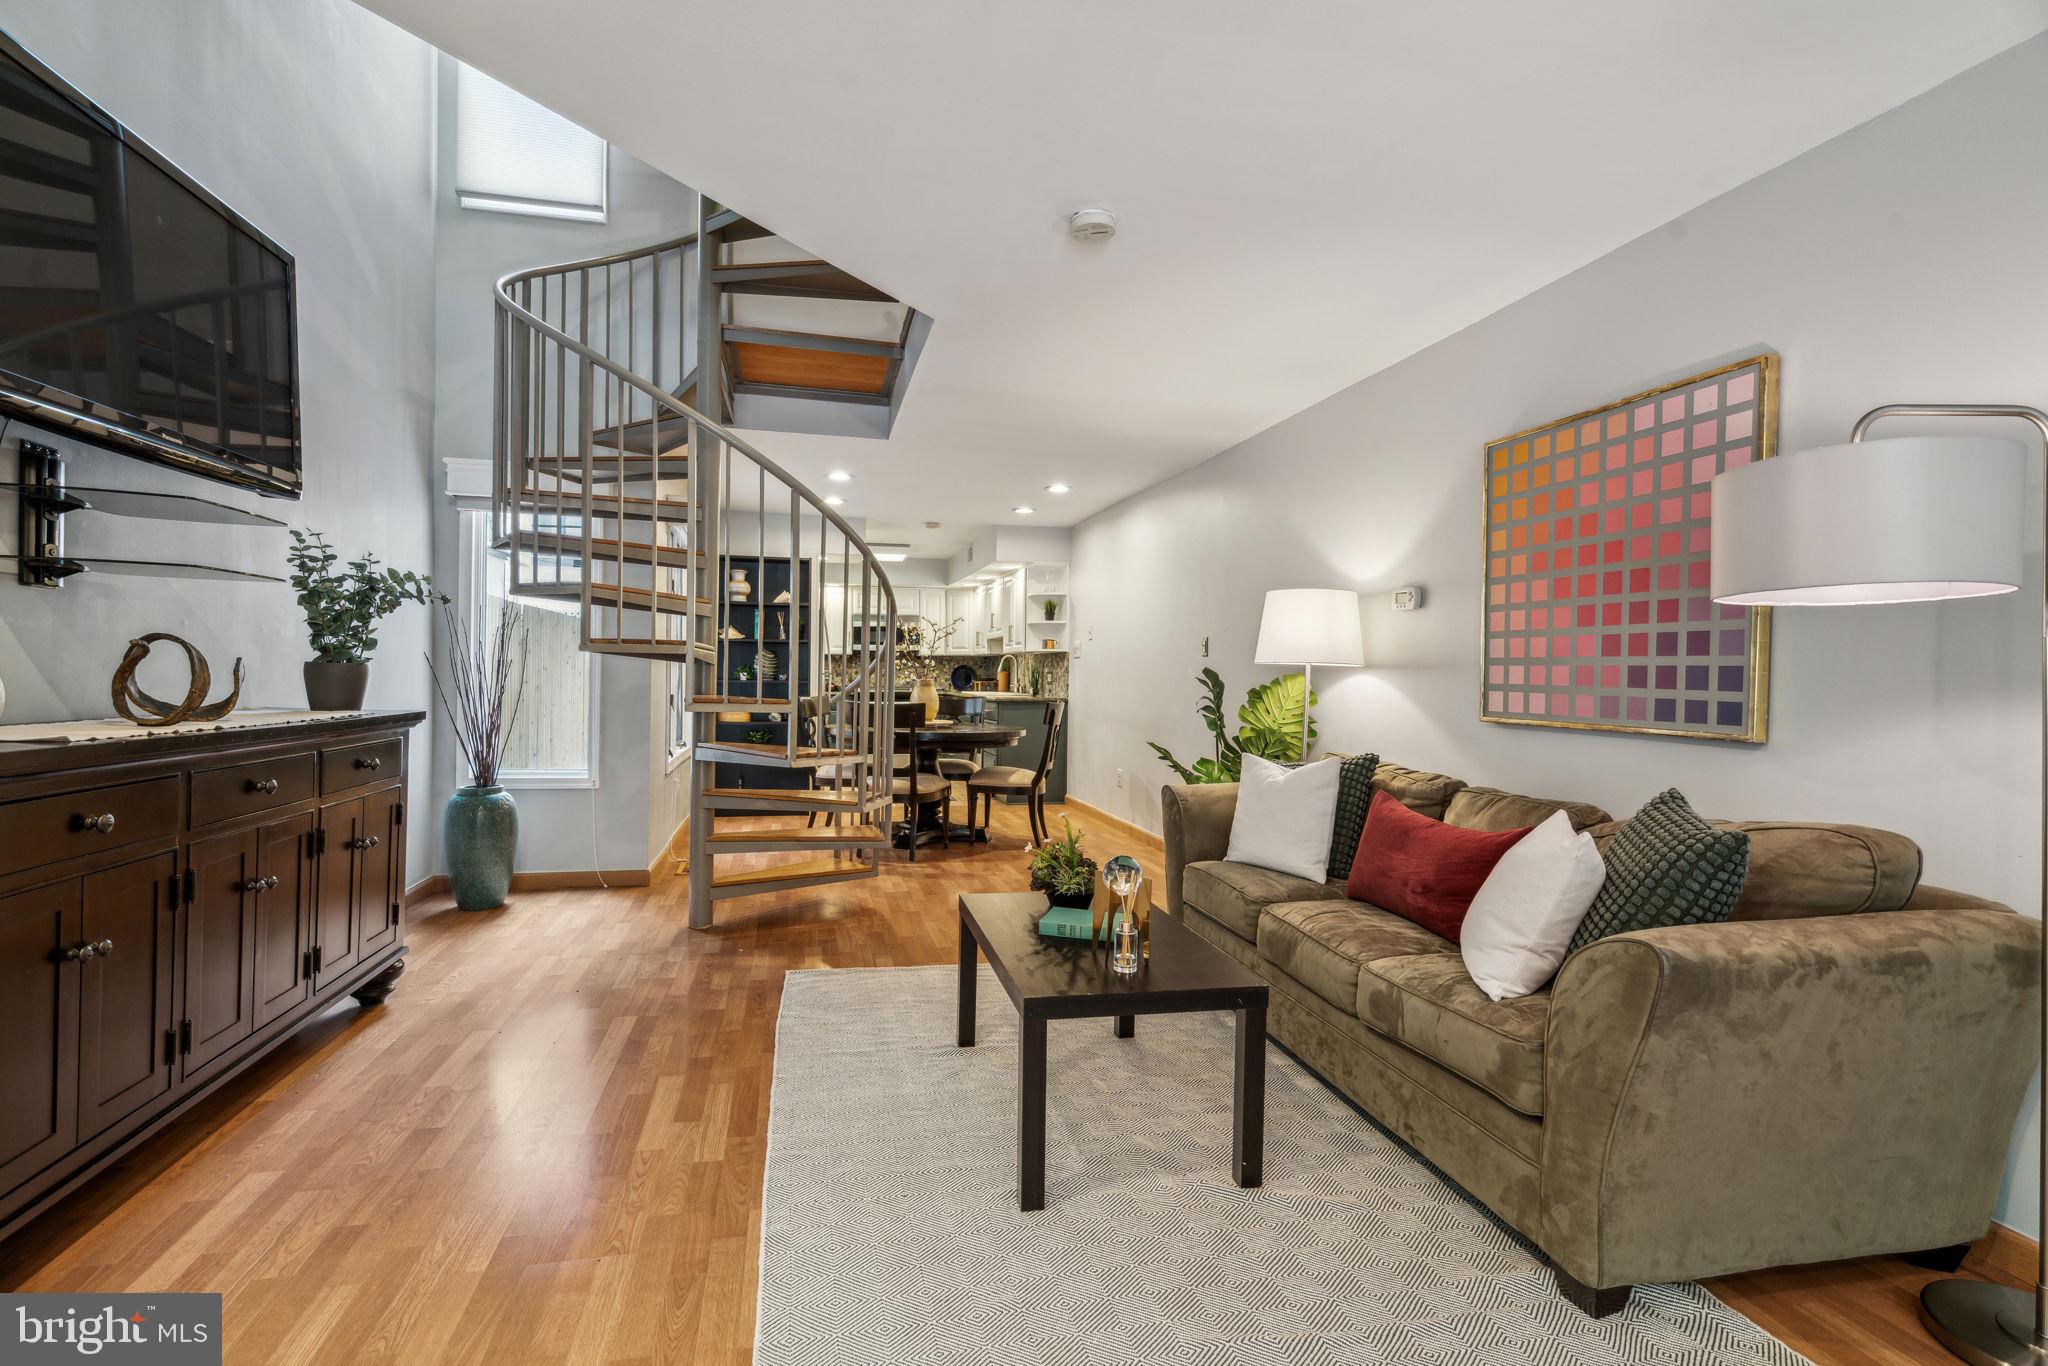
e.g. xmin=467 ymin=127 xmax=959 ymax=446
xmin=1480 ymin=353 xmax=1777 ymax=743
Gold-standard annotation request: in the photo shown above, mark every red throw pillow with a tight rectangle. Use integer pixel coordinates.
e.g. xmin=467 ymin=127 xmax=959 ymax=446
xmin=1346 ymin=791 xmax=1531 ymax=942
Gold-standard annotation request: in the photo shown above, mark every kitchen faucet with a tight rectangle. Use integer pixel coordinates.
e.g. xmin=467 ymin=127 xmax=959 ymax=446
xmin=998 ymin=653 xmax=1018 ymax=693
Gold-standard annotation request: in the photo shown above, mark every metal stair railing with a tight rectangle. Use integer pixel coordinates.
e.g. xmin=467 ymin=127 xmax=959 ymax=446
xmin=489 ymin=203 xmax=897 ymax=927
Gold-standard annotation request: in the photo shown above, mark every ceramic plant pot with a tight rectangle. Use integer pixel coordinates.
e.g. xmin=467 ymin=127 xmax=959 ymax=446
xmin=304 ymin=661 xmax=370 ymax=710
xmin=444 ymin=784 xmax=518 ymax=910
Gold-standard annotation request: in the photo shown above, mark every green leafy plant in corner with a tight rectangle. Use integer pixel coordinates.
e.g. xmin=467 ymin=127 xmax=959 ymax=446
xmin=744 ymin=727 xmax=773 ymax=744
xmin=288 ymin=529 xmax=445 ymax=664
xmin=1028 ymin=817 xmax=1098 ymax=900
xmin=1146 ymin=667 xmax=1316 ymax=783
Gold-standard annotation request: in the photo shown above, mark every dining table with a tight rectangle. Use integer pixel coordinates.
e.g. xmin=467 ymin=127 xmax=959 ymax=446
xmin=897 ymin=716 xmax=1027 ymax=847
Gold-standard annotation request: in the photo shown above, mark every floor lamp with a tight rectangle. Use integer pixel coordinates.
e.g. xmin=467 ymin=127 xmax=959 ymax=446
xmin=1253 ymin=588 xmax=1364 ymax=759
xmin=1711 ymin=403 xmax=2048 ymax=1366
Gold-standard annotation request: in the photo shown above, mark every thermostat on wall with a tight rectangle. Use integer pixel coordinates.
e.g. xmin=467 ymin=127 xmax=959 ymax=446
xmin=1391 ymin=586 xmax=1424 ymax=612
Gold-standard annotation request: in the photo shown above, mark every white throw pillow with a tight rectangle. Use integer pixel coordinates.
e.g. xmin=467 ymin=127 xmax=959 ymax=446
xmin=1224 ymin=753 xmax=1342 ymax=882
xmin=1460 ymin=810 xmax=1608 ymax=1000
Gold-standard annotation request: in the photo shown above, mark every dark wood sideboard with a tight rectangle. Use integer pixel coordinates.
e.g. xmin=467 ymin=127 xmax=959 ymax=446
xmin=0 ymin=710 xmax=424 ymax=1240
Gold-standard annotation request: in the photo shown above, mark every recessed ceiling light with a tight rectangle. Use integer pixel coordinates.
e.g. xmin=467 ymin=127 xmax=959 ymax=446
xmin=875 ymin=551 xmax=908 ymax=563
xmin=1012 ymin=505 xmax=1035 ymax=515
xmin=828 ymin=470 xmax=852 ymax=482
xmin=1044 ymin=483 xmax=1070 ymax=494
xmin=824 ymin=495 xmax=844 ymax=506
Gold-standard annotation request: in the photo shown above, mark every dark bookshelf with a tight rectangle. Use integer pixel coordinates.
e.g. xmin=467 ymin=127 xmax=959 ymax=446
xmin=712 ymin=556 xmax=812 ymax=799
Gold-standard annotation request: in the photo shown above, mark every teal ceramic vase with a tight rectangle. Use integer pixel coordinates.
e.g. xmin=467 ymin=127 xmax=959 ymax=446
xmin=444 ymin=784 xmax=517 ymax=910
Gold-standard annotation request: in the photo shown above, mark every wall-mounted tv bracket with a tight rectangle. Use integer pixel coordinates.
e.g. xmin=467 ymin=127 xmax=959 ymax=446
xmin=4 ymin=440 xmax=288 ymax=589
xmin=16 ymin=441 xmax=80 ymax=586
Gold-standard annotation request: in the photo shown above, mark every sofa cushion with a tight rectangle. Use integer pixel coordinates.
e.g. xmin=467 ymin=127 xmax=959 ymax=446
xmin=1570 ymin=789 xmax=1749 ymax=952
xmin=1585 ymin=816 xmax=1922 ymax=921
xmin=1257 ymin=899 xmax=1457 ymax=1016
xmin=1355 ymin=953 xmax=1550 ymax=1116
xmin=1182 ymin=860 xmax=1344 ymax=942
xmin=1369 ymin=762 xmax=1467 ymax=820
xmin=1347 ymin=791 xmax=1531 ymax=943
xmin=1445 ymin=785 xmax=1611 ymax=834
xmin=1324 ymin=753 xmax=1381 ymax=881
xmin=1719 ymin=821 xmax=1922 ymax=920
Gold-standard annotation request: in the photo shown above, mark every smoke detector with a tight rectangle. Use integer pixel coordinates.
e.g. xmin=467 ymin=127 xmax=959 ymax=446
xmin=1068 ymin=208 xmax=1118 ymax=243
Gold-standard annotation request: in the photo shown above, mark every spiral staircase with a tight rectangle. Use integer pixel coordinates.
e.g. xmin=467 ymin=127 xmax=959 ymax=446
xmin=491 ymin=197 xmax=899 ymax=929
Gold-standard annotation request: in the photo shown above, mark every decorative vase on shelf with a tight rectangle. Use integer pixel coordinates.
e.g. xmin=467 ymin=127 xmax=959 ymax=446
xmin=727 ymin=567 xmax=752 ymax=602
xmin=444 ymin=784 xmax=518 ymax=911
xmin=911 ymin=677 xmax=939 ymax=721
xmin=304 ymin=660 xmax=370 ymax=710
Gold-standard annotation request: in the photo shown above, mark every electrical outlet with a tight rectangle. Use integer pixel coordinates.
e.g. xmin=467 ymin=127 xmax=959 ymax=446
xmin=1391 ymin=585 xmax=1425 ymax=612
xmin=1201 ymin=635 xmax=1209 ymax=657
xmin=1115 ymin=768 xmax=1124 ymax=789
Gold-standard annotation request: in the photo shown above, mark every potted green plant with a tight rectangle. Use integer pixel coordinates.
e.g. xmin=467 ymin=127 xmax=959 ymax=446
xmin=288 ymin=529 xmax=444 ymax=710
xmin=1147 ymin=667 xmax=1315 ymax=782
xmin=1042 ymin=597 xmax=1059 ymax=621
xmin=1028 ymin=818 xmax=1097 ymax=909
xmin=429 ymin=604 xmax=525 ymax=911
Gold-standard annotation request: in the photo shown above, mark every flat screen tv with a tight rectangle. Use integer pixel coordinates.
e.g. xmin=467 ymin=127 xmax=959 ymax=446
xmin=0 ymin=31 xmax=301 ymax=497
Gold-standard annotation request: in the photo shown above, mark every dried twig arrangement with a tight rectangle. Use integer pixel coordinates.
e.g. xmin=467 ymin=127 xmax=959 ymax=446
xmin=429 ymin=604 xmax=526 ymax=787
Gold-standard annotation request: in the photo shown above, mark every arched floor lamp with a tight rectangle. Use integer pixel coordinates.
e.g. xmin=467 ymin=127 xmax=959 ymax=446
xmin=1711 ymin=403 xmax=2048 ymax=1366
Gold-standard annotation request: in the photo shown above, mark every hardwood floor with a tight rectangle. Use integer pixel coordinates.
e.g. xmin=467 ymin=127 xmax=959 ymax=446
xmin=0 ymin=797 xmax=2024 ymax=1364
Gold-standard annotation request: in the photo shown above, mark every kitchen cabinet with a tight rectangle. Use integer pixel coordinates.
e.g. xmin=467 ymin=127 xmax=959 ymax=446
xmin=0 ymin=712 xmax=420 ymax=1243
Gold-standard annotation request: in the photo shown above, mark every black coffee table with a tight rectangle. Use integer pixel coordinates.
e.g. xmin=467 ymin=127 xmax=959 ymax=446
xmin=956 ymin=891 xmax=1269 ymax=1211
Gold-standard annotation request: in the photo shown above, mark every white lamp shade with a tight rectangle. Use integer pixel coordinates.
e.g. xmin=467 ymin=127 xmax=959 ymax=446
xmin=1710 ymin=436 xmax=2025 ymax=606
xmin=1254 ymin=588 xmax=1364 ymax=665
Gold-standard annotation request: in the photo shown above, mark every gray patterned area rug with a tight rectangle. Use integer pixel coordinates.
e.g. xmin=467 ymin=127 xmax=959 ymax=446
xmin=758 ymin=965 xmax=1811 ymax=1366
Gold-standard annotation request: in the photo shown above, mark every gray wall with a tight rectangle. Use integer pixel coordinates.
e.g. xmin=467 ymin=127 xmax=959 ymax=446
xmin=1071 ymin=36 xmax=2048 ymax=1234
xmin=427 ymin=54 xmax=699 ymax=875
xmin=0 ymin=0 xmax=441 ymax=884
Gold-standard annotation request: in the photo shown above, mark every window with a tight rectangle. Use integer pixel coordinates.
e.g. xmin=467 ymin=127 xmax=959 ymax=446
xmin=458 ymin=509 xmax=599 ymax=787
xmin=455 ymin=62 xmax=607 ymax=222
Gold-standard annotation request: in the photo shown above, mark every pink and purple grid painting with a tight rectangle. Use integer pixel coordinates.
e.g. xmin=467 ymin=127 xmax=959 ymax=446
xmin=1481 ymin=356 xmax=1774 ymax=743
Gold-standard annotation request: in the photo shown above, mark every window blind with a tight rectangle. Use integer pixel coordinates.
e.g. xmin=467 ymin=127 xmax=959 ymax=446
xmin=455 ymin=62 xmax=607 ymax=221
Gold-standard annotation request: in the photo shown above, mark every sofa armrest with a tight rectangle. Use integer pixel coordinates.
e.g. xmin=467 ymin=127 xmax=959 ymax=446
xmin=1162 ymin=783 xmax=1238 ymax=920
xmin=1541 ymin=908 xmax=2041 ymax=1290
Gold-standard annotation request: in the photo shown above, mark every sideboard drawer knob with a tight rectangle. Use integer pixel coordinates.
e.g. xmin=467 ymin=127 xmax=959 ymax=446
xmin=354 ymin=755 xmax=382 ymax=771
xmin=76 ymin=812 xmax=116 ymax=834
xmin=248 ymin=777 xmax=280 ymax=794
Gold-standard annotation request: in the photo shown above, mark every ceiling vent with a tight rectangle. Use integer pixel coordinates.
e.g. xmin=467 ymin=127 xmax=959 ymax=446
xmin=1068 ymin=208 xmax=1118 ymax=243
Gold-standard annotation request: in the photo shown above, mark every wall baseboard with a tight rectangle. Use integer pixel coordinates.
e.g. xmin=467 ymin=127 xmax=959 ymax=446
xmin=1062 ymin=796 xmax=1162 ymax=849
xmin=405 ymin=869 xmax=650 ymax=901
xmin=1979 ymin=1220 xmax=2038 ymax=1284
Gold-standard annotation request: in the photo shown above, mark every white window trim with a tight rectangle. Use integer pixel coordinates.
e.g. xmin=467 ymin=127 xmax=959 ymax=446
xmin=666 ymin=661 xmax=691 ymax=771
xmin=457 ymin=509 xmax=601 ymax=790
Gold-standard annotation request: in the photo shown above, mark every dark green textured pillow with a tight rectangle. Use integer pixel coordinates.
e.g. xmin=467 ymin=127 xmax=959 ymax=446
xmin=1569 ymin=789 xmax=1749 ymax=953
xmin=1325 ymin=753 xmax=1380 ymax=880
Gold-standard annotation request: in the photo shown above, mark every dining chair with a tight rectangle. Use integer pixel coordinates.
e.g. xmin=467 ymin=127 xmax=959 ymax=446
xmin=891 ymin=701 xmax=950 ymax=860
xmin=934 ymin=694 xmax=983 ymax=786
xmin=966 ymin=699 xmax=1064 ymax=845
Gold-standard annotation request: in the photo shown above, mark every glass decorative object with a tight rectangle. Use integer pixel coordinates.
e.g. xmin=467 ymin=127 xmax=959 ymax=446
xmin=1104 ymin=854 xmax=1143 ymax=976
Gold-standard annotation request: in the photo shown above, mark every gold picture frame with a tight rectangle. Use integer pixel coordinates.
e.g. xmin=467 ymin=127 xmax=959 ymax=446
xmin=1478 ymin=353 xmax=1778 ymax=744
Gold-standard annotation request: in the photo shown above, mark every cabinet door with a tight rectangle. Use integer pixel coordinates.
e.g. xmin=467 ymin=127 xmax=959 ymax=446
xmin=0 ymin=879 xmax=79 ymax=1193
xmin=355 ymin=788 xmax=403 ymax=962
xmin=182 ymin=826 xmax=259 ymax=1075
xmin=820 ymin=584 xmax=845 ymax=649
xmin=77 ymin=851 xmax=175 ymax=1142
xmin=945 ymin=589 xmax=976 ymax=649
xmin=254 ymin=812 xmax=315 ymax=1029
xmin=314 ymin=798 xmax=362 ymax=990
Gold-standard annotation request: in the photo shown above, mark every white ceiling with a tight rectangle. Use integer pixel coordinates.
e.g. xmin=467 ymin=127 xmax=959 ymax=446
xmin=362 ymin=0 xmax=2044 ymax=559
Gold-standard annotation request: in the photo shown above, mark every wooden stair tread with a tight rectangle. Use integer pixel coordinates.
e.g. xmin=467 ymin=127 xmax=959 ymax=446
xmin=517 ymin=489 xmax=690 ymax=518
xmin=696 ymin=741 xmax=864 ymax=767
xmin=525 ymin=533 xmax=704 ymax=565
xmin=706 ymin=824 xmax=882 ymax=846
xmin=701 ymin=786 xmax=878 ymax=809
xmin=709 ymin=858 xmax=865 ymax=890
xmin=586 ymin=584 xmax=713 ymax=614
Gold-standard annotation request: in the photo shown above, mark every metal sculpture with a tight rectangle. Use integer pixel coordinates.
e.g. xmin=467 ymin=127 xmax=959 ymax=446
xmin=110 ymin=633 xmax=243 ymax=727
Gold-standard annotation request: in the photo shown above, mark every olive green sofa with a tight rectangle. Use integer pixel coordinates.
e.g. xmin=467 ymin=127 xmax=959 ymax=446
xmin=1162 ymin=761 xmax=2041 ymax=1318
